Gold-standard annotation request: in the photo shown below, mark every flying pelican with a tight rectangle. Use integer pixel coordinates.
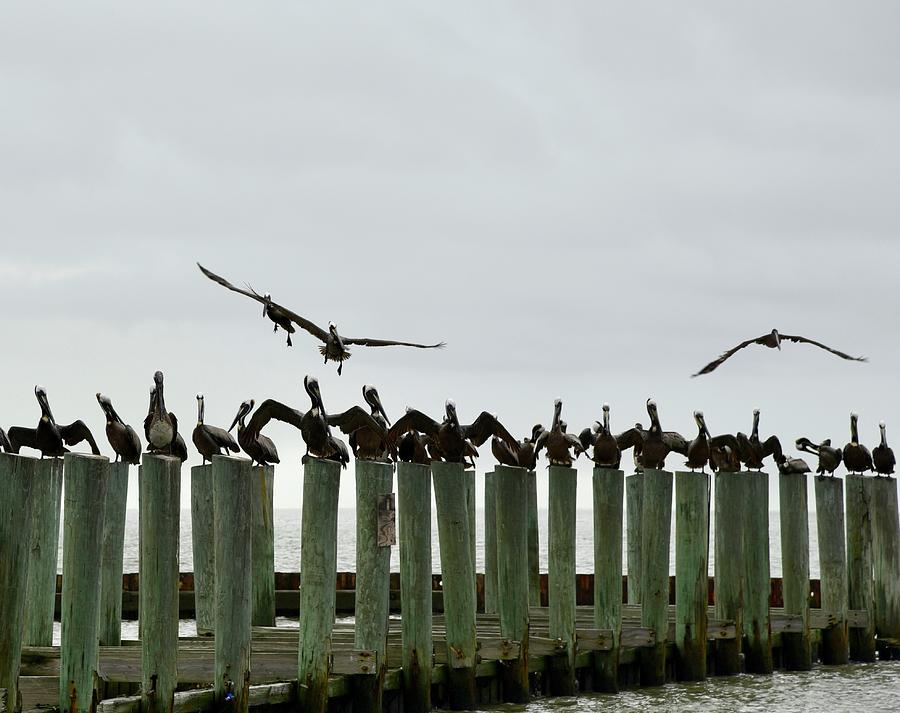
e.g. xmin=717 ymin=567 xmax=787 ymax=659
xmin=192 ymin=394 xmax=240 ymax=464
xmin=96 ymin=393 xmax=142 ymax=464
xmin=692 ymin=329 xmax=867 ymax=377
xmin=198 ymin=263 xmax=446 ymax=374
xmin=7 ymin=386 xmax=100 ymax=458
xmin=873 ymin=422 xmax=895 ymax=477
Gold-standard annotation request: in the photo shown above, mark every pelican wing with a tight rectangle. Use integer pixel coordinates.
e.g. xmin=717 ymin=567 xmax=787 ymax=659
xmin=780 ymin=334 xmax=867 ymax=363
xmin=691 ymin=334 xmax=770 ymax=377
xmin=388 ymin=410 xmax=441 ymax=442
xmin=246 ymin=399 xmax=305 ymax=438
xmin=204 ymin=425 xmax=240 ymax=453
xmin=663 ymin=431 xmax=689 ymax=455
xmin=327 ymin=406 xmax=388 ymax=439
xmin=0 ymin=426 xmax=11 ymax=453
xmin=59 ymin=420 xmax=101 ymax=456
xmin=198 ymin=263 xmax=329 ymax=342
xmin=762 ymin=435 xmax=783 ymax=460
xmin=6 ymin=426 xmax=37 ymax=454
xmin=578 ymin=427 xmax=597 ymax=452
xmin=463 ymin=412 xmax=517 ymax=449
xmin=615 ymin=428 xmax=644 ymax=451
xmin=710 ymin=433 xmax=740 ymax=453
xmin=343 ymin=336 xmax=446 ymax=349
xmin=125 ymin=425 xmax=143 ymax=459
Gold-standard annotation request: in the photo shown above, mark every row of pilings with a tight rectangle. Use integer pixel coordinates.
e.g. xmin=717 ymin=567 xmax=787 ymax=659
xmin=1 ymin=452 xmax=900 ymax=712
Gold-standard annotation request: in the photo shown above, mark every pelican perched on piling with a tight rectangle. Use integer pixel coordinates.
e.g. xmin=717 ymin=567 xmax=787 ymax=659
xmin=7 ymin=386 xmax=100 ymax=458
xmin=534 ymin=400 xmax=586 ymax=467
xmin=397 ymin=429 xmax=430 ymax=465
xmin=737 ymin=409 xmax=783 ymax=470
xmin=229 ymin=399 xmax=280 ymax=466
xmin=843 ymin=413 xmax=873 ymax=474
xmin=617 ymin=400 xmax=687 ymax=470
xmin=348 ymin=385 xmax=393 ymax=461
xmin=873 ymin=422 xmax=895 ymax=477
xmin=198 ymin=264 xmax=446 ymax=375
xmin=776 ymin=455 xmax=812 ymax=475
xmin=796 ymin=437 xmax=843 ymax=477
xmin=579 ymin=404 xmax=622 ymax=469
xmin=492 ymin=425 xmax=544 ymax=469
xmin=192 ymin=394 xmax=240 ymax=464
xmin=96 ymin=393 xmax=142 ymax=464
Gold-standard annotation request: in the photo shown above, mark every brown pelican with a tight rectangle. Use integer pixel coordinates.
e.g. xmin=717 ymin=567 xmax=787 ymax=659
xmin=617 ymin=400 xmax=688 ymax=470
xmin=398 ymin=429 xmax=430 ymax=465
xmin=192 ymin=394 xmax=240 ymax=464
xmin=692 ymin=329 xmax=867 ymax=377
xmin=348 ymin=385 xmax=393 ymax=461
xmin=579 ymin=404 xmax=622 ymax=469
xmin=685 ymin=411 xmax=711 ymax=471
xmin=534 ymin=400 xmax=586 ymax=467
xmin=873 ymin=422 xmax=895 ymax=477
xmin=491 ymin=425 xmax=544 ymax=469
xmin=228 ymin=399 xmax=280 ymax=466
xmin=491 ymin=436 xmax=519 ymax=467
xmin=198 ymin=264 xmax=446 ymax=375
xmin=843 ymin=412 xmax=873 ymax=474
xmin=777 ymin=455 xmax=812 ymax=475
xmin=388 ymin=400 xmax=517 ymax=465
xmin=0 ymin=427 xmax=11 ymax=453
xmin=796 ymin=437 xmax=842 ymax=477
xmin=97 ymin=393 xmax=142 ymax=464
xmin=7 ymin=386 xmax=100 ymax=458
xmin=737 ymin=409 xmax=783 ymax=470
xmin=144 ymin=372 xmax=180 ymax=455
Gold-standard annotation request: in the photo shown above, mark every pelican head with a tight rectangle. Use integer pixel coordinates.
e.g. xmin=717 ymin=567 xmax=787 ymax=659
xmin=262 ymin=293 xmax=271 ymax=317
xmin=35 ymin=385 xmax=52 ymax=421
xmin=328 ymin=321 xmax=338 ymax=335
xmin=96 ymin=393 xmax=116 ymax=423
xmin=154 ymin=371 xmax=164 ymax=386
xmin=753 ymin=408 xmax=760 ymax=417
xmin=228 ymin=399 xmax=254 ymax=433
xmin=364 ymin=385 xmax=390 ymax=426
xmin=445 ymin=399 xmax=458 ymax=426
xmin=771 ymin=329 xmax=781 ymax=350
xmin=304 ymin=375 xmax=323 ymax=408
xmin=196 ymin=394 xmax=205 ymax=424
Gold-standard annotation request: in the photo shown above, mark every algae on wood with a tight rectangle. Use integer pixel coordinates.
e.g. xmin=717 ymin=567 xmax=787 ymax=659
xmin=251 ymin=464 xmax=276 ymax=627
xmin=527 ymin=470 xmax=541 ymax=608
xmin=639 ymin=468 xmax=672 ymax=686
xmin=483 ymin=470 xmax=498 ymax=614
xmin=593 ymin=467 xmax=624 ymax=692
xmin=815 ymin=476 xmax=849 ymax=664
xmin=714 ymin=472 xmax=744 ymax=675
xmin=845 ymin=472 xmax=876 ymax=661
xmin=674 ymin=470 xmax=708 ymax=681
xmin=743 ymin=471 xmax=772 ymax=674
xmin=99 ymin=462 xmax=130 ymax=647
xmin=190 ymin=464 xmax=215 ymax=636
xmin=626 ymin=472 xmax=643 ymax=605
xmin=779 ymin=470 xmax=811 ymax=669
xmin=548 ymin=465 xmax=577 ymax=695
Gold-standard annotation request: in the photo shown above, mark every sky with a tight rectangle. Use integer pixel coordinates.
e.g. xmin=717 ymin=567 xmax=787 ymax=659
xmin=1 ymin=1 xmax=899 ymax=511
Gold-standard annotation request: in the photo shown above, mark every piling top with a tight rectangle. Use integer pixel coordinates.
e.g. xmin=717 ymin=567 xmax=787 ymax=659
xmin=211 ymin=454 xmax=251 ymax=465
xmin=63 ymin=452 xmax=109 ymax=463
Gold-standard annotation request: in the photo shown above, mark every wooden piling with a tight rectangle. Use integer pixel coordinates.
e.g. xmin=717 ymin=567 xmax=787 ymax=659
xmin=815 ymin=475 xmax=849 ymax=664
xmin=297 ymin=458 xmax=341 ymax=713
xmin=743 ymin=471 xmax=772 ymax=673
xmin=190 ymin=464 xmax=215 ymax=636
xmin=0 ymin=454 xmax=37 ymax=713
xmin=432 ymin=460 xmax=477 ymax=710
xmin=250 ymin=464 xmax=276 ymax=627
xmin=464 ymin=467 xmax=476 ymax=608
xmin=483 ymin=470 xmax=498 ymax=614
xmin=397 ymin=462 xmax=432 ymax=713
xmin=60 ymin=453 xmax=109 ymax=713
xmin=592 ymin=467 xmax=624 ymax=692
xmin=639 ymin=468 xmax=672 ymax=686
xmin=140 ymin=454 xmax=181 ymax=713
xmin=871 ymin=476 xmax=900 ymax=652
xmin=23 ymin=458 xmax=63 ymax=646
xmin=548 ymin=465 xmax=577 ymax=695
xmin=714 ymin=472 xmax=743 ymax=675
xmin=527 ymin=470 xmax=541 ymax=608
xmin=214 ymin=456 xmax=253 ymax=712
xmin=495 ymin=465 xmax=530 ymax=702
xmin=351 ymin=460 xmax=393 ymax=712
xmin=99 ymin=462 xmax=130 ymax=647
xmin=846 ymin=473 xmax=876 ymax=661
xmin=626 ymin=472 xmax=643 ymax=605
xmin=779 ymin=470 xmax=811 ymax=669
xmin=674 ymin=470 xmax=708 ymax=681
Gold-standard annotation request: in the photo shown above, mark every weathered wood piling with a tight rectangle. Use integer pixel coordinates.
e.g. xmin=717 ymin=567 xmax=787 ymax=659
xmin=714 ymin=472 xmax=743 ymax=675
xmin=431 ymin=460 xmax=477 ymax=710
xmin=870 ymin=476 xmax=900 ymax=653
xmin=845 ymin=472 xmax=876 ymax=661
xmin=0 ymin=454 xmax=37 ymax=713
xmin=297 ymin=458 xmax=341 ymax=713
xmin=494 ymin=465 xmax=530 ymax=702
xmin=99 ymin=462 xmax=130 ymax=647
xmin=548 ymin=465 xmax=577 ymax=695
xmin=483 ymin=470 xmax=498 ymax=615
xmin=674 ymin=470 xmax=708 ymax=681
xmin=639 ymin=468 xmax=672 ymax=686
xmin=191 ymin=463 xmax=216 ymax=636
xmin=527 ymin=470 xmax=541 ymax=608
xmin=464 ymin=467 xmax=476 ymax=609
xmin=60 ymin=453 xmax=109 ymax=713
xmin=743 ymin=471 xmax=772 ymax=674
xmin=23 ymin=458 xmax=63 ymax=647
xmin=140 ymin=454 xmax=182 ymax=713
xmin=593 ymin=467 xmax=624 ymax=692
xmin=251 ymin=464 xmax=276 ymax=628
xmin=815 ymin=475 xmax=849 ymax=664
xmin=626 ymin=472 xmax=643 ymax=605
xmin=352 ymin=459 xmax=393 ymax=712
xmin=213 ymin=456 xmax=253 ymax=712
xmin=397 ymin=462 xmax=432 ymax=713
xmin=779 ymin=469 xmax=811 ymax=669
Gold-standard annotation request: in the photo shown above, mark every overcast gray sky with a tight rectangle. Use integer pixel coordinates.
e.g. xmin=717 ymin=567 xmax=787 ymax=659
xmin=2 ymin=2 xmax=898 ymax=509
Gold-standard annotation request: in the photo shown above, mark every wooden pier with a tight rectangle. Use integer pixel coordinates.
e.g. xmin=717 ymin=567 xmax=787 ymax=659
xmin=2 ymin=453 xmax=899 ymax=713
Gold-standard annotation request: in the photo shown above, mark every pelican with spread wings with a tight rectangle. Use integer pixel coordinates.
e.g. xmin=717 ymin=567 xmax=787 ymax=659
xmin=198 ymin=263 xmax=446 ymax=374
xmin=7 ymin=386 xmax=101 ymax=458
xmin=692 ymin=329 xmax=867 ymax=377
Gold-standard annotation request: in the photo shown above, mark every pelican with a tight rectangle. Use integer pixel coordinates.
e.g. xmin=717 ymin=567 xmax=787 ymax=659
xmin=7 ymin=386 xmax=100 ymax=458
xmin=617 ymin=400 xmax=688 ymax=470
xmin=777 ymin=455 xmax=811 ymax=475
xmin=0 ymin=427 xmax=11 ymax=453
xmin=143 ymin=384 xmax=188 ymax=462
xmin=685 ymin=411 xmax=711 ymax=472
xmin=692 ymin=329 xmax=867 ymax=377
xmin=388 ymin=400 xmax=517 ymax=465
xmin=348 ymin=385 xmax=393 ymax=461
xmin=796 ymin=437 xmax=842 ymax=477
xmin=398 ymin=429 xmax=430 ymax=465
xmin=843 ymin=412 xmax=873 ymax=474
xmin=229 ymin=399 xmax=280 ymax=466
xmin=491 ymin=435 xmax=520 ymax=467
xmin=579 ymin=404 xmax=621 ymax=469
xmin=144 ymin=372 xmax=178 ymax=454
xmin=736 ymin=409 xmax=783 ymax=470
xmin=873 ymin=422 xmax=895 ymax=477
xmin=96 ymin=393 xmax=142 ymax=464
xmin=534 ymin=400 xmax=586 ymax=467
xmin=192 ymin=394 xmax=240 ymax=464
xmin=198 ymin=264 xmax=446 ymax=375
